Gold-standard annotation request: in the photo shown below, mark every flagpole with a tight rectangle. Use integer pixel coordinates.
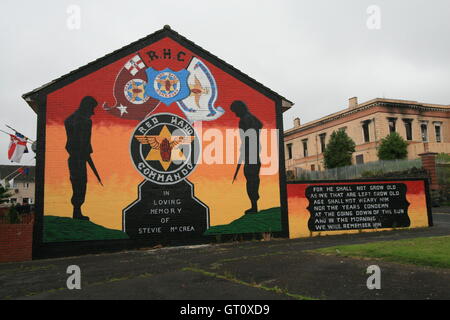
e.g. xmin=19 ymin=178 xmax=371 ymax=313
xmin=5 ymin=125 xmax=35 ymax=143
xmin=0 ymin=129 xmax=33 ymax=145
xmin=0 ymin=129 xmax=11 ymax=136
xmin=2 ymin=168 xmax=22 ymax=180
xmin=10 ymin=172 xmax=22 ymax=180
xmin=7 ymin=172 xmax=23 ymax=187
xmin=1 ymin=157 xmax=35 ymax=181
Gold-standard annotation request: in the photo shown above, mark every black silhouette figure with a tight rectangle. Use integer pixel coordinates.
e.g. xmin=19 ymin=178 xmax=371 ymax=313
xmin=64 ymin=96 xmax=98 ymax=221
xmin=230 ymin=100 xmax=263 ymax=214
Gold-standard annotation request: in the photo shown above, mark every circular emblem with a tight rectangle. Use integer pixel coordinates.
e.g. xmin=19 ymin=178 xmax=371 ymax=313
xmin=154 ymin=72 xmax=180 ymax=98
xmin=124 ymin=79 xmax=149 ymax=105
xmin=130 ymin=113 xmax=200 ymax=185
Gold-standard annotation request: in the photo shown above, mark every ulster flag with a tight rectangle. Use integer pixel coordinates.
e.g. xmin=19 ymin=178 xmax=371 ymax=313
xmin=103 ymin=54 xmax=160 ymax=120
xmin=8 ymin=133 xmax=28 ymax=163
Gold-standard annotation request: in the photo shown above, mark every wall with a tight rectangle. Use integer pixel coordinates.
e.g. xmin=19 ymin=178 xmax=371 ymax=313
xmin=7 ymin=181 xmax=35 ymax=205
xmin=287 ymin=179 xmax=431 ymax=239
xmin=0 ymin=217 xmax=34 ymax=263
xmin=38 ymin=34 xmax=286 ymax=247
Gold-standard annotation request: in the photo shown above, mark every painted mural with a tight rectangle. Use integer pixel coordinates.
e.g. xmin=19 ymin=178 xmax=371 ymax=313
xmin=287 ymin=179 xmax=432 ymax=239
xmin=43 ymin=36 xmax=283 ymax=243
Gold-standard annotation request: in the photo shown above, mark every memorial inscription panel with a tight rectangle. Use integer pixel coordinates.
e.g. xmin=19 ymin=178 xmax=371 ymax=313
xmin=306 ymin=183 xmax=410 ymax=232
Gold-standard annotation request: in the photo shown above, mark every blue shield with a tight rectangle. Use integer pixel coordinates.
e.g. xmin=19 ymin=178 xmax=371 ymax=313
xmin=145 ymin=68 xmax=191 ymax=106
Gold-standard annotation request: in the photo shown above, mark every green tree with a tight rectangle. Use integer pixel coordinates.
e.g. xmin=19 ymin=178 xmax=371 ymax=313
xmin=0 ymin=185 xmax=12 ymax=205
xmin=377 ymin=132 xmax=408 ymax=160
xmin=437 ymin=153 xmax=450 ymax=163
xmin=324 ymin=130 xmax=356 ymax=169
xmin=8 ymin=205 xmax=20 ymax=224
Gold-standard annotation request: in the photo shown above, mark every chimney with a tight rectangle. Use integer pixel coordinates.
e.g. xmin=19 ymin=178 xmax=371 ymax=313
xmin=293 ymin=117 xmax=301 ymax=128
xmin=349 ymin=97 xmax=358 ymax=109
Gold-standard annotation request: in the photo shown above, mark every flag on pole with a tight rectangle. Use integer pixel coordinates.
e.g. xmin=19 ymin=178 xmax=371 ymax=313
xmin=8 ymin=133 xmax=28 ymax=163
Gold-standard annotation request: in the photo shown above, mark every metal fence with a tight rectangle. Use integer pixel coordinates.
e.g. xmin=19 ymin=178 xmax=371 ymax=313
xmin=437 ymin=163 xmax=450 ymax=202
xmin=295 ymin=159 xmax=423 ymax=181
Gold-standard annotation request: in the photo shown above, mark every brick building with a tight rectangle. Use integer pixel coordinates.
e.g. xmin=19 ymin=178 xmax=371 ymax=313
xmin=284 ymin=97 xmax=450 ymax=172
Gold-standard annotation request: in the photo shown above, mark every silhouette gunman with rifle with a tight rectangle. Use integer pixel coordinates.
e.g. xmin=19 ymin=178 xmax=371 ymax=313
xmin=64 ymin=96 xmax=103 ymax=221
xmin=230 ymin=100 xmax=263 ymax=214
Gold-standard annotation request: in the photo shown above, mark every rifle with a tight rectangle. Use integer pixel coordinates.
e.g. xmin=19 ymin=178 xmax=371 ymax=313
xmin=87 ymin=156 xmax=103 ymax=186
xmin=232 ymin=163 xmax=241 ymax=184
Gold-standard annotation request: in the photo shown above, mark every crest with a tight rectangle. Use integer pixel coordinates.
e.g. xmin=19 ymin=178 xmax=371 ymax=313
xmin=103 ymin=54 xmax=160 ymax=120
xmin=130 ymin=113 xmax=200 ymax=185
xmin=177 ymin=57 xmax=225 ymax=123
xmin=145 ymin=68 xmax=191 ymax=106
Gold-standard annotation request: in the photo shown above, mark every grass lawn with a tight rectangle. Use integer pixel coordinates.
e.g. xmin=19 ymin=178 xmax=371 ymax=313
xmin=314 ymin=236 xmax=450 ymax=269
xmin=203 ymin=207 xmax=282 ymax=236
xmin=44 ymin=216 xmax=129 ymax=242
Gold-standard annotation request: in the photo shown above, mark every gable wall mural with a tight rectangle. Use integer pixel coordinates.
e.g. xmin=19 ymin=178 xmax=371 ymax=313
xmin=41 ymin=36 xmax=286 ymax=244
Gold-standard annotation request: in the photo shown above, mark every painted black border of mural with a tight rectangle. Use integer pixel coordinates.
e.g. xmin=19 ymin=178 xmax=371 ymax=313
xmin=29 ymin=29 xmax=290 ymax=259
xmin=287 ymin=178 xmax=433 ymax=232
xmin=32 ymin=95 xmax=46 ymax=258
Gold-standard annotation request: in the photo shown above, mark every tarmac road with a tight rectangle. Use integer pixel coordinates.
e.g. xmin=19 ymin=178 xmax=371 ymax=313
xmin=0 ymin=211 xmax=449 ymax=301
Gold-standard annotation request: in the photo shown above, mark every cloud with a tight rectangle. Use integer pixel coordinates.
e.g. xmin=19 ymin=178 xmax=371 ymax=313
xmin=0 ymin=0 xmax=449 ymax=164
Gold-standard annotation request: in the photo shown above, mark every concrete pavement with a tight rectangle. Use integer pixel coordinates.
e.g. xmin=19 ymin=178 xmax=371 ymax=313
xmin=0 ymin=212 xmax=449 ymax=300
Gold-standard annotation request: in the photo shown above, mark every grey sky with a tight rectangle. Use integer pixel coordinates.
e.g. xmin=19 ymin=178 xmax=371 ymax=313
xmin=1 ymin=0 xmax=449 ymax=165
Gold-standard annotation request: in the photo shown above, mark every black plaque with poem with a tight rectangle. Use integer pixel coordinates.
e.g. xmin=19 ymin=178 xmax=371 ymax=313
xmin=306 ymin=183 xmax=410 ymax=232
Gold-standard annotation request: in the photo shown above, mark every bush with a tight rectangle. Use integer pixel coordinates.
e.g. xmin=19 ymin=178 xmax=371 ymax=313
xmin=377 ymin=133 xmax=408 ymax=160
xmin=360 ymin=170 xmax=384 ymax=178
xmin=286 ymin=170 xmax=296 ymax=181
xmin=8 ymin=205 xmax=20 ymax=224
xmin=324 ymin=130 xmax=356 ymax=169
xmin=437 ymin=153 xmax=450 ymax=163
xmin=359 ymin=167 xmax=428 ymax=179
xmin=0 ymin=186 xmax=12 ymax=205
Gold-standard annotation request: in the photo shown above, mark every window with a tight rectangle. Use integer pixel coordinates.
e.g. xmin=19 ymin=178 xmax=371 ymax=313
xmin=319 ymin=133 xmax=326 ymax=153
xmin=434 ymin=122 xmax=442 ymax=143
xmin=23 ymin=183 xmax=29 ymax=189
xmin=311 ymin=164 xmax=315 ymax=171
xmin=302 ymin=139 xmax=308 ymax=157
xmin=23 ymin=198 xmax=29 ymax=204
xmin=420 ymin=122 xmax=428 ymax=142
xmin=286 ymin=143 xmax=293 ymax=159
xmin=403 ymin=119 xmax=413 ymax=141
xmin=362 ymin=120 xmax=371 ymax=143
xmin=356 ymin=154 xmax=364 ymax=165
xmin=387 ymin=117 xmax=397 ymax=133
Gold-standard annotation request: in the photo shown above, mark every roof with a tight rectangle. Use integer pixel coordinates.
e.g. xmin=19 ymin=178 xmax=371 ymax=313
xmin=0 ymin=165 xmax=35 ymax=183
xmin=22 ymin=25 xmax=293 ymax=113
xmin=285 ymin=97 xmax=450 ymax=136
